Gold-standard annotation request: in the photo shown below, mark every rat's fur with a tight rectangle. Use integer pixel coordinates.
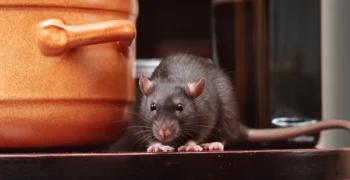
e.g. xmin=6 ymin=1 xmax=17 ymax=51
xmin=134 ymin=53 xmax=350 ymax=152
xmin=135 ymin=53 xmax=246 ymax=151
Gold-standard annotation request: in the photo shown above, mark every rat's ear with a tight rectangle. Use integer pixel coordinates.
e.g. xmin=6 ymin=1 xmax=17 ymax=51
xmin=139 ymin=74 xmax=153 ymax=95
xmin=186 ymin=78 xmax=206 ymax=98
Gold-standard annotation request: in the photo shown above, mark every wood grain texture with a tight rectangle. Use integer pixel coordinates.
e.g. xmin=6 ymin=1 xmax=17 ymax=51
xmin=0 ymin=148 xmax=348 ymax=180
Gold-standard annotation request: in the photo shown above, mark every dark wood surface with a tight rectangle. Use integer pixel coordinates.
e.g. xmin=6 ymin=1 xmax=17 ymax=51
xmin=0 ymin=148 xmax=349 ymax=180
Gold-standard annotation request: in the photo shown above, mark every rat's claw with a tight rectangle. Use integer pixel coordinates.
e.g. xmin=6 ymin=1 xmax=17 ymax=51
xmin=200 ymin=142 xmax=224 ymax=151
xmin=147 ymin=143 xmax=175 ymax=153
xmin=177 ymin=140 xmax=203 ymax=152
xmin=177 ymin=144 xmax=203 ymax=152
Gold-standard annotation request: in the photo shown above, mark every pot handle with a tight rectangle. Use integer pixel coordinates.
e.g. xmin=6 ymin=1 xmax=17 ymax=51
xmin=38 ymin=19 xmax=136 ymax=56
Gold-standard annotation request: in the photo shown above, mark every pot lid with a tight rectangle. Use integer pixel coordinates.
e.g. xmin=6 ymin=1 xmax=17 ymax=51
xmin=0 ymin=0 xmax=138 ymax=15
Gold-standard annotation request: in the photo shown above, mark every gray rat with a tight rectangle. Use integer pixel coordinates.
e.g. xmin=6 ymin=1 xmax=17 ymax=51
xmin=135 ymin=53 xmax=350 ymax=152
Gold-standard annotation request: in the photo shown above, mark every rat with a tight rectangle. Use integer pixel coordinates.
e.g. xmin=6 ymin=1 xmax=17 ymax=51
xmin=134 ymin=53 xmax=350 ymax=152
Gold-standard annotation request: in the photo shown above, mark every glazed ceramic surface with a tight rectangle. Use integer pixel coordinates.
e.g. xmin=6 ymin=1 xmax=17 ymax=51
xmin=0 ymin=0 xmax=138 ymax=148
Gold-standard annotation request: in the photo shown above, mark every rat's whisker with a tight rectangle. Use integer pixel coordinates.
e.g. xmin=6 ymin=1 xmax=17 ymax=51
xmin=140 ymin=135 xmax=155 ymax=145
xmin=175 ymin=135 xmax=185 ymax=144
xmin=127 ymin=125 xmax=152 ymax=130
xmin=134 ymin=133 xmax=153 ymax=146
xmin=134 ymin=130 xmax=153 ymax=136
xmin=180 ymin=129 xmax=198 ymax=139
xmin=182 ymin=122 xmax=214 ymax=129
xmin=181 ymin=128 xmax=208 ymax=140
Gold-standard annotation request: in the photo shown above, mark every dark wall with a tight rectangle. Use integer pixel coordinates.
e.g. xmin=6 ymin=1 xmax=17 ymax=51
xmin=136 ymin=0 xmax=212 ymax=59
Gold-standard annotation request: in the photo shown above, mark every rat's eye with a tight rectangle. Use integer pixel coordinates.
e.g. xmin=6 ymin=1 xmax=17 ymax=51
xmin=150 ymin=103 xmax=156 ymax=111
xmin=176 ymin=103 xmax=183 ymax=111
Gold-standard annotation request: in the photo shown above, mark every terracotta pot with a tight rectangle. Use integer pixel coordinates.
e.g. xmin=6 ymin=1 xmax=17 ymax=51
xmin=0 ymin=0 xmax=138 ymax=148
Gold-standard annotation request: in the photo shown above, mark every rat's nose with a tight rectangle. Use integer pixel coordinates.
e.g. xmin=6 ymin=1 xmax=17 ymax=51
xmin=159 ymin=128 xmax=170 ymax=139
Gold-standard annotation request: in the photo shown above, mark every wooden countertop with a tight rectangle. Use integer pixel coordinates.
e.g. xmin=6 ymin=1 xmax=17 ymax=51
xmin=0 ymin=148 xmax=349 ymax=180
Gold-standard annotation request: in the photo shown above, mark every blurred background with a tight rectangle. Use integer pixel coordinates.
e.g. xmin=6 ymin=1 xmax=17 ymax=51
xmin=135 ymin=0 xmax=349 ymax=148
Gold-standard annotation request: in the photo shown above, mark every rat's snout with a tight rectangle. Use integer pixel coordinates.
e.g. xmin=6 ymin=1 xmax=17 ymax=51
xmin=159 ymin=128 xmax=170 ymax=139
xmin=153 ymin=120 xmax=178 ymax=142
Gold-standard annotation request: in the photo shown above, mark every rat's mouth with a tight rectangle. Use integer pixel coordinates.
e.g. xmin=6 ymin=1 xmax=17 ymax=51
xmin=158 ymin=135 xmax=176 ymax=143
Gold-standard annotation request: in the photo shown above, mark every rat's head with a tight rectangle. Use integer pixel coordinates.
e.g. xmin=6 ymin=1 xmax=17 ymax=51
xmin=137 ymin=74 xmax=206 ymax=144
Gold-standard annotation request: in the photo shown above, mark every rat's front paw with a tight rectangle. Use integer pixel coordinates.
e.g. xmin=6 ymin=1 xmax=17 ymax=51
xmin=177 ymin=144 xmax=203 ymax=152
xmin=147 ymin=143 xmax=175 ymax=153
xmin=200 ymin=142 xmax=224 ymax=151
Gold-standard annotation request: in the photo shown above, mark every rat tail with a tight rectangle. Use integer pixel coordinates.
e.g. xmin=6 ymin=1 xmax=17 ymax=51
xmin=245 ymin=119 xmax=350 ymax=142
